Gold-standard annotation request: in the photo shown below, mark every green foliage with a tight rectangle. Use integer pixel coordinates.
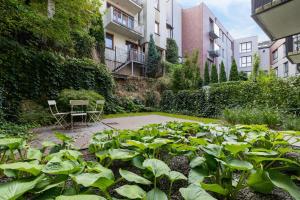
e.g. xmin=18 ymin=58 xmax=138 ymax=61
xmin=229 ymin=59 xmax=239 ymax=81
xmin=146 ymin=34 xmax=160 ymax=77
xmin=252 ymin=54 xmax=260 ymax=81
xmin=238 ymin=71 xmax=248 ymax=81
xmin=219 ymin=61 xmax=227 ymax=83
xmin=172 ymin=50 xmax=202 ymax=91
xmin=144 ymin=91 xmax=161 ymax=108
xmin=89 ymin=15 xmax=105 ymax=63
xmin=160 ymin=90 xmax=175 ymax=111
xmin=71 ymin=31 xmax=94 ymax=58
xmin=166 ymin=38 xmax=179 ymax=64
xmin=210 ymin=64 xmax=218 ymax=83
xmin=0 ymin=122 xmax=34 ymax=138
xmin=204 ymin=61 xmax=210 ymax=86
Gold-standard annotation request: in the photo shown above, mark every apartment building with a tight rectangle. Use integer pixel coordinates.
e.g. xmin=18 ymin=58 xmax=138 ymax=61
xmin=234 ymin=36 xmax=271 ymax=76
xmin=182 ymin=3 xmax=234 ymax=78
xmin=102 ymin=0 xmax=182 ymax=77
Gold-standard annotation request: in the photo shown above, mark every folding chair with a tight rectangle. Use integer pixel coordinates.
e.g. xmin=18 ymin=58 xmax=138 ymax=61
xmin=70 ymin=100 xmax=89 ymax=129
xmin=48 ymin=100 xmax=69 ymax=128
xmin=87 ymin=100 xmax=105 ymax=123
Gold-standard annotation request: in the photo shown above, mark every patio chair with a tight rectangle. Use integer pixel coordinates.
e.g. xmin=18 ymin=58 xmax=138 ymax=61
xmin=48 ymin=100 xmax=69 ymax=128
xmin=70 ymin=100 xmax=89 ymax=129
xmin=87 ymin=100 xmax=105 ymax=123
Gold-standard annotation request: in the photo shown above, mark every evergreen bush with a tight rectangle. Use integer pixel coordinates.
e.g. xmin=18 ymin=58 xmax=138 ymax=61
xmin=204 ymin=61 xmax=210 ymax=86
xmin=229 ymin=59 xmax=239 ymax=81
xmin=166 ymin=38 xmax=179 ymax=64
xmin=219 ymin=61 xmax=227 ymax=83
xmin=146 ymin=34 xmax=160 ymax=77
xmin=210 ymin=64 xmax=218 ymax=83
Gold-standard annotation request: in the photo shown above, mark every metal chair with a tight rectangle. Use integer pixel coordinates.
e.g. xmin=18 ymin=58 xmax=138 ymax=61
xmin=70 ymin=100 xmax=89 ymax=129
xmin=47 ymin=100 xmax=69 ymax=128
xmin=87 ymin=100 xmax=105 ymax=123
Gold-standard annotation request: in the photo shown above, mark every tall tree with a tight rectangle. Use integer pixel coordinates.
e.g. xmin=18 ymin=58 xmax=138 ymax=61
xmin=90 ymin=15 xmax=105 ymax=63
xmin=166 ymin=38 xmax=179 ymax=64
xmin=229 ymin=59 xmax=239 ymax=81
xmin=252 ymin=54 xmax=260 ymax=81
xmin=146 ymin=34 xmax=160 ymax=77
xmin=219 ymin=61 xmax=227 ymax=82
xmin=204 ymin=61 xmax=210 ymax=85
xmin=210 ymin=64 xmax=218 ymax=83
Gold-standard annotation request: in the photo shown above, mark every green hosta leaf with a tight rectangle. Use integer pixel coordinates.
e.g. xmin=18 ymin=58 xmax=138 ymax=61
xmin=86 ymin=162 xmax=113 ymax=176
xmin=247 ymin=169 xmax=274 ymax=194
xmin=132 ymin=156 xmax=145 ymax=169
xmin=119 ymin=169 xmax=151 ymax=185
xmin=27 ymin=148 xmax=42 ymax=161
xmin=0 ymin=138 xmax=24 ymax=150
xmin=226 ymin=159 xmax=253 ymax=171
xmin=95 ymin=150 xmax=109 ymax=162
xmin=189 ymin=157 xmax=206 ymax=168
xmin=42 ymin=160 xmax=81 ymax=175
xmin=188 ymin=168 xmax=208 ymax=184
xmin=0 ymin=175 xmax=44 ymax=200
xmin=202 ymin=144 xmax=223 ymax=158
xmin=46 ymin=150 xmax=82 ymax=161
xmin=168 ymin=171 xmax=187 ymax=182
xmin=115 ymin=185 xmax=146 ymax=199
xmin=42 ymin=141 xmax=56 ymax=148
xmin=245 ymin=149 xmax=278 ymax=156
xmin=148 ymin=138 xmax=173 ymax=149
xmin=143 ymin=159 xmax=170 ymax=178
xmin=249 ymin=157 xmax=300 ymax=166
xmin=268 ymin=171 xmax=300 ymax=200
xmin=56 ymin=195 xmax=106 ymax=200
xmin=55 ymin=132 xmax=73 ymax=143
xmin=108 ymin=149 xmax=138 ymax=161
xmin=223 ymin=142 xmax=250 ymax=155
xmin=189 ymin=137 xmax=208 ymax=146
xmin=126 ymin=140 xmax=148 ymax=150
xmin=146 ymin=188 xmax=168 ymax=200
xmin=180 ymin=184 xmax=217 ymax=200
xmin=200 ymin=183 xmax=229 ymax=196
xmin=0 ymin=162 xmax=43 ymax=176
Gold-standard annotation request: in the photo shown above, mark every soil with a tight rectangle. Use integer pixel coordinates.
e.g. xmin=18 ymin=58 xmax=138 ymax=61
xmin=236 ymin=187 xmax=294 ymax=200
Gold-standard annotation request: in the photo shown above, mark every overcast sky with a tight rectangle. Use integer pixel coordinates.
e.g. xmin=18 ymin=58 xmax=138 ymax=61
xmin=177 ymin=0 xmax=270 ymax=42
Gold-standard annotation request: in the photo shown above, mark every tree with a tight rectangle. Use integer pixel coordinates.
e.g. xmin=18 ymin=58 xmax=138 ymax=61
xmin=204 ymin=61 xmax=210 ymax=85
xmin=146 ymin=34 xmax=160 ymax=77
xmin=90 ymin=15 xmax=105 ymax=63
xmin=210 ymin=64 xmax=218 ymax=83
xmin=252 ymin=54 xmax=260 ymax=81
xmin=219 ymin=61 xmax=227 ymax=82
xmin=239 ymin=71 xmax=248 ymax=81
xmin=229 ymin=59 xmax=239 ymax=81
xmin=166 ymin=38 xmax=179 ymax=64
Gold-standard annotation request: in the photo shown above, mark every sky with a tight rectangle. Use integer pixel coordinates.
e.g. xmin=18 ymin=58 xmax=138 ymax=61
xmin=177 ymin=0 xmax=270 ymax=42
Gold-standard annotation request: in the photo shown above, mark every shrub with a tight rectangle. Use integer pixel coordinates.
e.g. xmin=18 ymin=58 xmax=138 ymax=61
xmin=19 ymin=100 xmax=53 ymax=125
xmin=0 ymin=122 xmax=34 ymax=138
xmin=146 ymin=34 xmax=160 ymax=77
xmin=57 ymin=89 xmax=104 ymax=112
xmin=229 ymin=59 xmax=239 ymax=81
xmin=281 ymin=115 xmax=300 ymax=131
xmin=117 ymin=96 xmax=146 ymax=113
xmin=204 ymin=61 xmax=210 ymax=86
xmin=160 ymin=90 xmax=175 ymax=112
xmin=219 ymin=61 xmax=227 ymax=83
xmin=210 ymin=64 xmax=218 ymax=83
xmin=144 ymin=90 xmax=161 ymax=108
xmin=166 ymin=38 xmax=179 ymax=64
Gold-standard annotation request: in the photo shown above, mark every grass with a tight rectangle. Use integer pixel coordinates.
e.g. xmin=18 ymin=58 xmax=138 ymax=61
xmin=104 ymin=112 xmax=219 ymax=124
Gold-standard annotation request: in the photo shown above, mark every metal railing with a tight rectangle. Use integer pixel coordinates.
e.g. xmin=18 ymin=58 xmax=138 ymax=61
xmin=286 ymin=34 xmax=300 ymax=54
xmin=251 ymin=0 xmax=291 ymax=14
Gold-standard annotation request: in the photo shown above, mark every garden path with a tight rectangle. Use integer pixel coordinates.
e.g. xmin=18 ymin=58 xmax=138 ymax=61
xmin=30 ymin=115 xmax=196 ymax=149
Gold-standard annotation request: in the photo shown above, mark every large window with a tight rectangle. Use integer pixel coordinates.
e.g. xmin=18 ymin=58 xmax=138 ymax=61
xmin=105 ymin=33 xmax=114 ymax=49
xmin=284 ymin=62 xmax=289 ymax=77
xmin=155 ymin=21 xmax=159 ymax=35
xmin=240 ymin=56 xmax=252 ymax=68
xmin=272 ymin=49 xmax=278 ymax=62
xmin=274 ymin=67 xmax=278 ymax=77
xmin=293 ymin=34 xmax=300 ymax=51
xmin=154 ymin=0 xmax=159 ymax=10
xmin=240 ymin=42 xmax=252 ymax=53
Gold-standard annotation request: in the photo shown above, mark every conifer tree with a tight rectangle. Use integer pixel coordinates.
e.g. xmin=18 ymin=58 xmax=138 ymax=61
xmin=220 ymin=61 xmax=227 ymax=82
xmin=204 ymin=61 xmax=210 ymax=85
xmin=166 ymin=38 xmax=179 ymax=64
xmin=229 ymin=59 xmax=239 ymax=81
xmin=146 ymin=34 xmax=160 ymax=77
xmin=210 ymin=64 xmax=218 ymax=83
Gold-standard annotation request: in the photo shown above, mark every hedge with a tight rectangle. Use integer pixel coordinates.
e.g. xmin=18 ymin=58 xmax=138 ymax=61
xmin=161 ymin=77 xmax=300 ymax=117
xmin=0 ymin=38 xmax=115 ymax=121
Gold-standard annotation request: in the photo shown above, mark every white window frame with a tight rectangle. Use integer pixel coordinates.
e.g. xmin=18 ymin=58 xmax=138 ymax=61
xmin=240 ymin=56 xmax=252 ymax=68
xmin=240 ymin=42 xmax=252 ymax=53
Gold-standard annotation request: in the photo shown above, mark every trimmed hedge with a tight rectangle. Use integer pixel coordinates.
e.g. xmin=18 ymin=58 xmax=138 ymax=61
xmin=0 ymin=38 xmax=114 ymax=121
xmin=161 ymin=77 xmax=300 ymax=118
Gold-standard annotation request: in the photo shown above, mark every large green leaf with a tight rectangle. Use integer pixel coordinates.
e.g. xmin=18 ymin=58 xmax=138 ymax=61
xmin=108 ymin=149 xmax=138 ymax=161
xmin=247 ymin=170 xmax=274 ymax=194
xmin=126 ymin=140 xmax=148 ymax=150
xmin=56 ymin=195 xmax=106 ymax=200
xmin=180 ymin=184 xmax=217 ymax=200
xmin=223 ymin=142 xmax=250 ymax=155
xmin=148 ymin=138 xmax=173 ymax=149
xmin=188 ymin=168 xmax=208 ymax=184
xmin=201 ymin=144 xmax=223 ymax=158
xmin=46 ymin=150 xmax=82 ymax=161
xmin=115 ymin=185 xmax=146 ymax=199
xmin=143 ymin=159 xmax=170 ymax=178
xmin=86 ymin=162 xmax=114 ymax=176
xmin=27 ymin=148 xmax=43 ymax=161
xmin=0 ymin=162 xmax=43 ymax=176
xmin=119 ymin=169 xmax=151 ymax=185
xmin=0 ymin=175 xmax=44 ymax=200
xmin=189 ymin=157 xmax=206 ymax=168
xmin=249 ymin=157 xmax=300 ymax=166
xmin=200 ymin=183 xmax=229 ymax=196
xmin=42 ymin=160 xmax=81 ymax=175
xmin=226 ymin=159 xmax=253 ymax=171
xmin=168 ymin=171 xmax=187 ymax=182
xmin=268 ymin=171 xmax=300 ymax=200
xmin=0 ymin=138 xmax=24 ymax=150
xmin=146 ymin=188 xmax=168 ymax=200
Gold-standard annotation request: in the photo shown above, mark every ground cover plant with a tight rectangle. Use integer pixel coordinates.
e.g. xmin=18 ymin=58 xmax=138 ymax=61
xmin=0 ymin=122 xmax=299 ymax=200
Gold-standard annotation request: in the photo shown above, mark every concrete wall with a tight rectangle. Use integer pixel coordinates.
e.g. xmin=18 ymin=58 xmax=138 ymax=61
xmin=258 ymin=45 xmax=271 ymax=71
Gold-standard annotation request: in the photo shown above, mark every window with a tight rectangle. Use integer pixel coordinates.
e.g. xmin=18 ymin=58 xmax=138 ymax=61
xmin=105 ymin=33 xmax=113 ymax=49
xmin=222 ymin=33 xmax=225 ymax=42
xmin=274 ymin=67 xmax=278 ymax=77
xmin=240 ymin=56 xmax=252 ymax=68
xmin=154 ymin=0 xmax=159 ymax=10
xmin=284 ymin=62 xmax=289 ymax=77
xmin=240 ymin=42 xmax=252 ymax=53
xmin=272 ymin=49 xmax=278 ymax=62
xmin=155 ymin=21 xmax=159 ymax=35
xmin=293 ymin=34 xmax=300 ymax=51
xmin=166 ymin=25 xmax=173 ymax=38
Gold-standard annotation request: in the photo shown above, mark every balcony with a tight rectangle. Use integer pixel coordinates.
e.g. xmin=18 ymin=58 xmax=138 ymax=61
xmin=108 ymin=0 xmax=143 ymax=15
xmin=208 ymin=50 xmax=220 ymax=58
xmin=251 ymin=0 xmax=300 ymax=40
xmin=104 ymin=6 xmax=144 ymax=41
xmin=286 ymin=34 xmax=300 ymax=64
xmin=209 ymin=30 xmax=219 ymax=40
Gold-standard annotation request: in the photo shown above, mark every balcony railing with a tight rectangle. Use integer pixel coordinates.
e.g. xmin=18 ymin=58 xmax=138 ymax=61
xmin=252 ymin=0 xmax=291 ymax=14
xmin=209 ymin=30 xmax=219 ymax=40
xmin=208 ymin=50 xmax=220 ymax=58
xmin=286 ymin=34 xmax=300 ymax=64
